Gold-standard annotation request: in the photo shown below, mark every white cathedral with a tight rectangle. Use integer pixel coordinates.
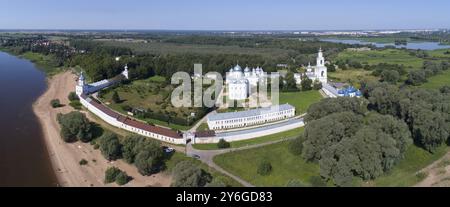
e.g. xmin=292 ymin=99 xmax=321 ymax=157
xmin=226 ymin=48 xmax=327 ymax=100
xmin=226 ymin=65 xmax=269 ymax=100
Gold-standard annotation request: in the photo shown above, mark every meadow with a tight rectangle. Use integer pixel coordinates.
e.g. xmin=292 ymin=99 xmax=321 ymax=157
xmin=100 ymin=75 xmax=195 ymax=130
xmin=213 ymin=141 xmax=448 ymax=187
xmin=335 ymin=49 xmax=424 ymax=69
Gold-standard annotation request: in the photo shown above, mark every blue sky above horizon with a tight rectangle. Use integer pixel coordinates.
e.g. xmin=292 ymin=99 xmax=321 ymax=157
xmin=1 ymin=0 xmax=449 ymax=30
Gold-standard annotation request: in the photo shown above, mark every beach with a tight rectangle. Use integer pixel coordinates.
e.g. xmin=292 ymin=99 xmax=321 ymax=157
xmin=32 ymin=71 xmax=171 ymax=187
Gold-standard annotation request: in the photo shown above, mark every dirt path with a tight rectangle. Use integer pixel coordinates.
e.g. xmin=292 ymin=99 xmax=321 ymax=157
xmin=33 ymin=71 xmax=171 ymax=187
xmin=415 ymin=151 xmax=450 ymax=187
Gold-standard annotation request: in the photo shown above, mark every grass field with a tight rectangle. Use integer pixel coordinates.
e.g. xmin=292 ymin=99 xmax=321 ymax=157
xmin=371 ymin=145 xmax=449 ymax=187
xmin=213 ymin=141 xmax=321 ymax=187
xmin=427 ymin=49 xmax=450 ymax=59
xmin=420 ymin=70 xmax=450 ymax=89
xmin=279 ymin=90 xmax=323 ymax=115
xmin=328 ymin=69 xmax=379 ymax=88
xmin=336 ymin=49 xmax=424 ymax=69
xmin=164 ymin=152 xmax=242 ymax=187
xmin=193 ymin=127 xmax=304 ymax=150
xmin=100 ymin=75 xmax=195 ymax=130
xmin=214 ymin=140 xmax=449 ymax=187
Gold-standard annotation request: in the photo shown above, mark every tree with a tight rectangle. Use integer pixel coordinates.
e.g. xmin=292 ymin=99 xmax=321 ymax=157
xmin=281 ymin=72 xmax=299 ymax=92
xmin=171 ymin=161 xmax=212 ymax=187
xmin=134 ymin=151 xmax=159 ymax=176
xmin=381 ymin=70 xmax=400 ymax=84
xmin=301 ymin=78 xmax=313 ymax=91
xmin=257 ymin=160 xmax=272 ymax=176
xmin=289 ymin=136 xmax=304 ymax=156
xmin=410 ymin=107 xmax=448 ymax=152
xmin=112 ymin=91 xmax=121 ymax=103
xmin=104 ymin=167 xmax=121 ymax=184
xmin=57 ymin=111 xmax=93 ymax=143
xmin=68 ymin=92 xmax=79 ymax=101
xmin=115 ymin=171 xmax=130 ymax=186
xmin=313 ymin=79 xmax=323 ymax=90
xmin=99 ymin=132 xmax=122 ymax=161
xmin=406 ymin=70 xmax=427 ymax=86
xmin=305 ymin=97 xmax=368 ymax=122
xmin=367 ymin=83 xmax=402 ymax=117
xmin=205 ymin=178 xmax=226 ymax=187
xmin=217 ymin=139 xmax=231 ymax=149
xmin=121 ymin=135 xmax=146 ymax=163
xmin=51 ymin=99 xmax=61 ymax=108
xmin=326 ymin=63 xmax=336 ymax=72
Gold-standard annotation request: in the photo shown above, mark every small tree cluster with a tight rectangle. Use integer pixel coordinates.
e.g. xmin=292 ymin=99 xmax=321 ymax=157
xmin=104 ymin=167 xmax=130 ymax=186
xmin=217 ymin=139 xmax=231 ymax=149
xmin=171 ymin=161 xmax=212 ymax=187
xmin=57 ymin=111 xmax=93 ymax=143
xmin=51 ymin=99 xmax=62 ymax=108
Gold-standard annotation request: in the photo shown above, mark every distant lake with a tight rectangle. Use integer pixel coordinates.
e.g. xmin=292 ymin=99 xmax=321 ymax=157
xmin=0 ymin=51 xmax=58 ymax=186
xmin=321 ymin=38 xmax=450 ymax=50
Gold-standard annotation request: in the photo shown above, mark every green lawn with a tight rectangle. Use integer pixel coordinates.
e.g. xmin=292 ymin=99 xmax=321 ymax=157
xmin=213 ymin=141 xmax=320 ymax=187
xmin=196 ymin=122 xmax=210 ymax=132
xmin=100 ymin=75 xmax=196 ymax=131
xmin=193 ymin=127 xmax=304 ymax=150
xmin=371 ymin=145 xmax=449 ymax=187
xmin=165 ymin=152 xmax=242 ymax=187
xmin=279 ymin=90 xmax=323 ymax=115
xmin=213 ymin=140 xmax=449 ymax=187
xmin=336 ymin=49 xmax=424 ymax=69
xmin=427 ymin=49 xmax=450 ymax=59
xmin=328 ymin=69 xmax=379 ymax=89
xmin=420 ymin=69 xmax=450 ymax=89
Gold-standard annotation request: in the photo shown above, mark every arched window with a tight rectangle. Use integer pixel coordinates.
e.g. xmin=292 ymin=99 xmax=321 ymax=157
xmin=321 ymin=71 xmax=325 ymax=77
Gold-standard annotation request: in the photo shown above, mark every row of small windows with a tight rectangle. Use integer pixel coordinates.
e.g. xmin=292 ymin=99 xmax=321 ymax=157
xmin=214 ymin=109 xmax=294 ymax=125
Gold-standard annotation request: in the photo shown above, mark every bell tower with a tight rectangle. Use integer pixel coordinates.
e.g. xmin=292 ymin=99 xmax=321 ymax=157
xmin=76 ymin=72 xmax=87 ymax=95
xmin=316 ymin=47 xmax=325 ymax=67
xmin=315 ymin=48 xmax=327 ymax=83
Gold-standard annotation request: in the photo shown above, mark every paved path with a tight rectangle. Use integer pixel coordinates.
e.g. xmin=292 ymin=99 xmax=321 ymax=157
xmin=185 ymin=137 xmax=296 ymax=187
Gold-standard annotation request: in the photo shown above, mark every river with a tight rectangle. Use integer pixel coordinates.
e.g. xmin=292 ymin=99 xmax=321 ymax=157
xmin=0 ymin=51 xmax=58 ymax=187
xmin=321 ymin=38 xmax=450 ymax=50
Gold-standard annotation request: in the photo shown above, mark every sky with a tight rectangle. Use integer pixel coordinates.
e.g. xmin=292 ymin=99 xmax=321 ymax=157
xmin=0 ymin=0 xmax=449 ymax=30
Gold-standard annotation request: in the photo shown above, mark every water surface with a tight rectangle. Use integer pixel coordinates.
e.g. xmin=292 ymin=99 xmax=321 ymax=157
xmin=0 ymin=51 xmax=58 ymax=187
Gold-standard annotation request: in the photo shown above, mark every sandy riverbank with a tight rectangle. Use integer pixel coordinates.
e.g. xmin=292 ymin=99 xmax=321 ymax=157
xmin=32 ymin=71 xmax=171 ymax=187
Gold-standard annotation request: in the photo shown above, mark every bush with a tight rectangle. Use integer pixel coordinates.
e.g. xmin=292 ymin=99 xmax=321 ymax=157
xmin=416 ymin=172 xmax=428 ymax=181
xmin=257 ymin=160 xmax=272 ymax=176
xmin=51 ymin=99 xmax=61 ymax=108
xmin=69 ymin=100 xmax=82 ymax=110
xmin=286 ymin=179 xmax=305 ymax=187
xmin=217 ymin=139 xmax=231 ymax=149
xmin=112 ymin=91 xmax=121 ymax=103
xmin=115 ymin=171 xmax=131 ymax=186
xmin=104 ymin=167 xmax=121 ymax=184
xmin=289 ymin=136 xmax=304 ymax=156
xmin=309 ymin=176 xmax=327 ymax=187
xmin=68 ymin=92 xmax=79 ymax=101
xmin=79 ymin=159 xmax=88 ymax=166
xmin=313 ymin=80 xmax=323 ymax=90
